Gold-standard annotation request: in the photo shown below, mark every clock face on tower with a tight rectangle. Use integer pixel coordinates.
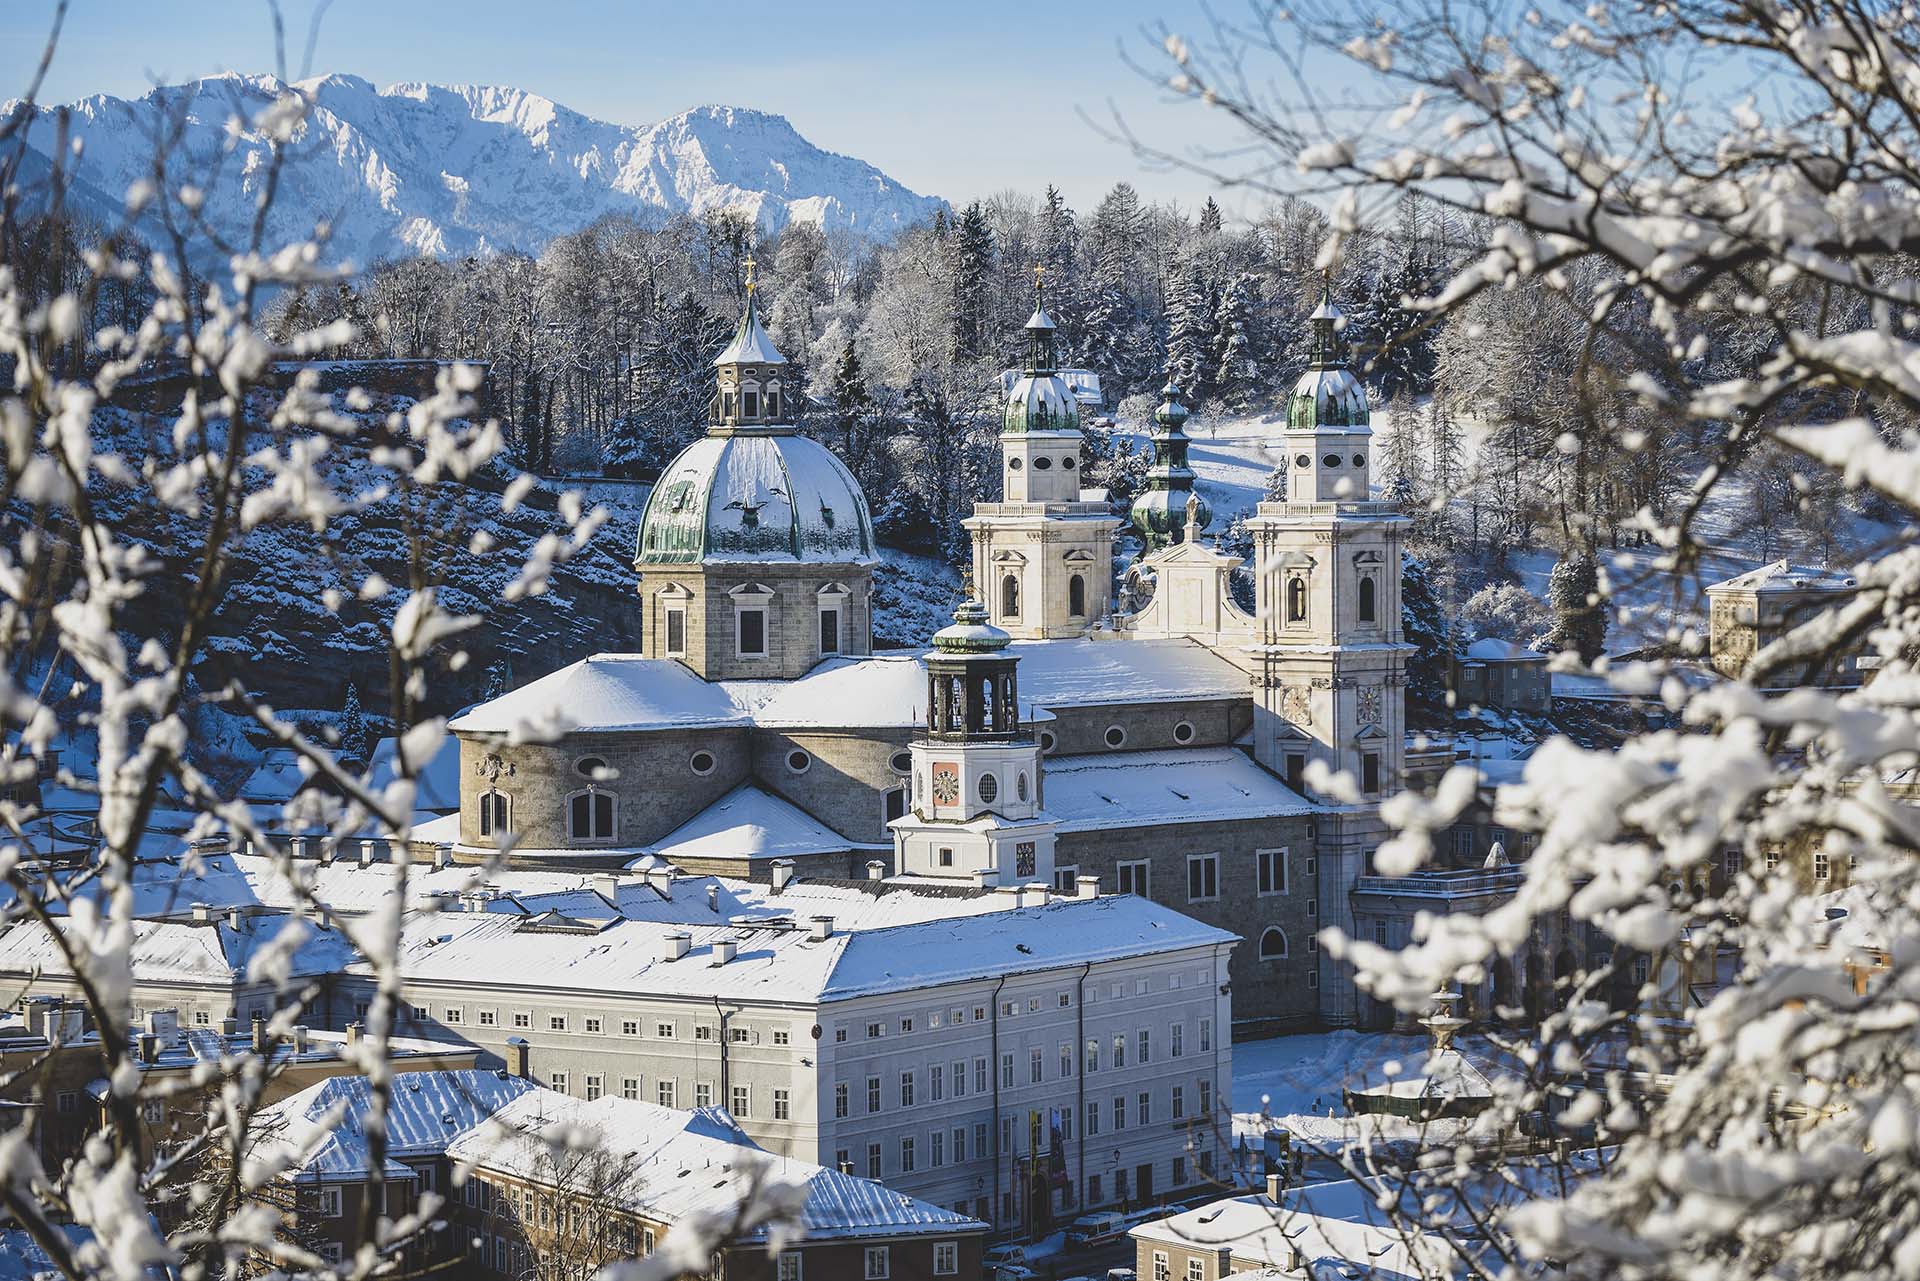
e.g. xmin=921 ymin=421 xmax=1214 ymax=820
xmin=931 ymin=763 xmax=961 ymax=805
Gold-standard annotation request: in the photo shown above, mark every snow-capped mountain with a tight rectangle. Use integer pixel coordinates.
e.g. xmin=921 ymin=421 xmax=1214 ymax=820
xmin=15 ymin=73 xmax=943 ymax=263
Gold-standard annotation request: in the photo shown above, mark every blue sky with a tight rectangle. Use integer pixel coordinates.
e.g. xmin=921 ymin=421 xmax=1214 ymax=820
xmin=0 ymin=0 xmax=1263 ymax=216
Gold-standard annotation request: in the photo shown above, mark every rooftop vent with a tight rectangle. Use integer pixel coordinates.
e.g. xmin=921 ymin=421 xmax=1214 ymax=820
xmin=809 ymin=915 xmax=834 ymax=942
xmin=711 ymin=938 xmax=738 ymax=967
xmin=661 ymin=931 xmax=692 ymax=962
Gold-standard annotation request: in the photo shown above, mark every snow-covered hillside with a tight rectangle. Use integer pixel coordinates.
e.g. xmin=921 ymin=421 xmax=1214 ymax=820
xmin=18 ymin=74 xmax=943 ymax=263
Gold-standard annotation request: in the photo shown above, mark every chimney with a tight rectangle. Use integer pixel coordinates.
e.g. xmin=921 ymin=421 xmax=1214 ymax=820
xmin=191 ymin=902 xmax=213 ymax=924
xmin=24 ymin=996 xmax=53 ymax=1040
xmin=593 ymin=873 xmax=621 ymax=905
xmin=359 ymin=840 xmax=377 ymax=867
xmin=710 ymin=938 xmax=738 ymax=967
xmin=290 ymin=836 xmax=308 ymax=860
xmin=971 ymin=868 xmax=998 ymax=890
xmin=227 ymin=908 xmax=243 ymax=931
xmin=707 ymin=883 xmax=720 ymax=912
xmin=293 ymin=1025 xmax=309 ymax=1055
xmin=1076 ymin=874 xmax=1100 ymax=900
xmin=1266 ymin=1172 xmax=1286 ymax=1204
xmin=321 ymin=842 xmax=337 ymax=865
xmin=251 ymin=1015 xmax=268 ymax=1055
xmin=137 ymin=1032 xmax=160 ymax=1065
xmin=1021 ymin=882 xmax=1049 ymax=908
xmin=145 ymin=1009 xmax=180 ymax=1048
xmin=865 ymin=859 xmax=886 ymax=881
xmin=432 ymin=844 xmax=450 ymax=870
xmin=770 ymin=860 xmax=794 ymax=894
xmin=346 ymin=1022 xmax=363 ymax=1047
xmin=808 ymin=916 xmax=834 ymax=942
xmin=221 ymin=1017 xmax=238 ymax=1038
xmin=661 ymin=931 xmax=692 ymax=962
xmin=647 ymin=867 xmax=675 ymax=895
xmin=504 ymin=1036 xmax=529 ymax=1078
xmin=52 ymin=1008 xmax=83 ymax=1045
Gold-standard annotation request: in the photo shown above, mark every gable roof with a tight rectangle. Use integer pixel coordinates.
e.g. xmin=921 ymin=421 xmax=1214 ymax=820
xmin=641 ymin=784 xmax=857 ymax=863
xmin=1707 ymin=559 xmax=1859 ymax=594
xmin=447 ymin=655 xmax=749 ymax=736
xmin=1041 ymin=748 xmax=1314 ymax=832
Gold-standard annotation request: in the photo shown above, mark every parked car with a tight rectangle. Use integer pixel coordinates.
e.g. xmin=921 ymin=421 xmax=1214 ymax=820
xmin=1107 ymin=1271 xmax=1139 ymax=1281
xmin=985 ymin=1266 xmax=1038 ymax=1281
xmin=1065 ymin=1210 xmax=1129 ymax=1249
xmin=982 ymin=1243 xmax=1028 ymax=1277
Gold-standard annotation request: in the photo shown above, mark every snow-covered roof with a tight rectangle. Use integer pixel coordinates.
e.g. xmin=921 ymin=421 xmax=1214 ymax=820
xmin=450 ymin=1090 xmax=982 ymax=1242
xmin=257 ymin=1069 xmax=541 ymax=1182
xmin=641 ymin=784 xmax=856 ymax=863
xmin=713 ymin=294 xmax=786 ymax=367
xmin=1131 ymin=1178 xmax=1460 ymax=1281
xmin=1707 ymin=558 xmax=1859 ymax=594
xmin=1008 ymin=637 xmax=1249 ymax=707
xmin=367 ymin=733 xmax=463 ymax=813
xmin=1463 ymin=637 xmax=1542 ymax=664
xmin=360 ymin=893 xmax=1229 ymax=1006
xmin=636 ymin=430 xmax=876 ymax=566
xmin=0 ymin=914 xmax=355 ymax=987
xmin=1041 ymin=748 xmax=1313 ymax=832
xmin=238 ymin=748 xmax=312 ymax=804
xmin=722 ymin=654 xmax=931 ymax=728
xmin=447 ymin=655 xmax=748 ymax=736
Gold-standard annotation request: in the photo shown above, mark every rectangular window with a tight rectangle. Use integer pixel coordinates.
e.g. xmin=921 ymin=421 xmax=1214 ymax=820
xmin=1363 ymin=752 xmax=1382 ymax=794
xmin=622 ymin=1019 xmax=639 ymax=1036
xmin=1085 ymin=1099 xmax=1100 ymax=1136
xmin=738 ymin=607 xmax=768 ymax=658
xmin=1061 ymin=1042 xmax=1074 ymax=1078
xmin=974 ymin=1122 xmax=989 ymax=1160
xmin=1138 ymin=1091 xmax=1152 ymax=1124
xmin=867 ymin=1143 xmax=882 ymax=1179
xmin=835 ymin=1083 xmax=849 ymax=1118
xmin=729 ymin=1026 xmax=750 ymax=1044
xmin=1117 ymin=859 xmax=1150 ymax=897
xmin=900 ymin=1071 xmax=915 ymax=1107
xmin=551 ymin=1072 xmax=569 ymax=1094
xmin=696 ymin=1082 xmax=712 ymax=1107
xmin=952 ymin=1126 xmax=967 ymax=1162
xmin=778 ymin=1254 xmax=803 ymax=1281
xmin=549 ymin=1014 xmax=568 ymax=1032
xmin=585 ymin=1016 xmax=603 ymax=1034
xmin=584 ymin=1074 xmax=603 ymax=1101
xmin=1153 ymin=1251 xmax=1170 ymax=1281
xmin=773 ymin=1029 xmax=790 ymax=1045
xmin=1285 ymin=752 xmax=1306 ymax=793
xmin=1138 ymin=1028 xmax=1151 ymax=1063
xmin=443 ymin=1007 xmax=463 ymax=1024
xmin=1113 ymin=1034 xmax=1127 ymax=1069
xmin=1089 ymin=1174 xmax=1103 ymax=1205
xmin=975 ymin=1057 xmax=988 ymax=1094
xmin=1172 ymin=1085 xmax=1185 ymax=1119
xmin=731 ymin=1085 xmax=750 ymax=1117
xmin=317 ymin=1187 xmax=343 ymax=1218
xmin=1171 ymin=1023 xmax=1183 ymax=1057
xmin=477 ymin=1009 xmax=496 ymax=1027
xmin=1001 ymin=1053 xmax=1014 ymax=1089
xmin=695 ymin=1024 xmax=715 ymax=1041
xmin=953 ymin=1059 xmax=967 ymax=1099
xmin=1187 ymin=853 xmax=1220 ymax=902
xmin=933 ymin=1241 xmax=958 ymax=1275
xmin=656 ymin=1021 xmax=675 ymax=1039
xmin=1815 ymin=852 xmax=1831 ymax=880
xmin=1187 ymin=1260 xmax=1204 ymax=1281
xmin=1200 ymin=1018 xmax=1212 ymax=1052
xmin=1199 ymin=1078 xmax=1213 ymax=1116
xmin=930 ymin=1064 xmax=944 ymax=1101
xmin=1256 ymin=847 xmax=1287 ymax=895
xmin=864 ymin=1246 xmax=891 ymax=1280
xmin=1086 ymin=1038 xmax=1100 ymax=1074
xmin=900 ymin=1137 xmax=915 ymax=1173
xmin=931 ymin=1129 xmax=945 ymax=1167
xmin=665 ymin=606 xmax=687 ymax=656
xmin=657 ymin=1080 xmax=676 ymax=1107
xmin=868 ymin=1077 xmax=882 ymax=1113
xmin=868 ymin=1022 xmax=884 ymax=1039
xmin=820 ymin=607 xmax=841 ymax=654
xmin=622 ymin=1077 xmax=640 ymax=1101
xmin=1113 ymin=1095 xmax=1127 ymax=1130
xmin=1030 ymin=1047 xmax=1044 ymax=1084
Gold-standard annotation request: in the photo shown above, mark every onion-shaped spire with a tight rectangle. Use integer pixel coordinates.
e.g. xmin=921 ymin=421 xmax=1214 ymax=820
xmin=1129 ymin=379 xmax=1212 ymax=550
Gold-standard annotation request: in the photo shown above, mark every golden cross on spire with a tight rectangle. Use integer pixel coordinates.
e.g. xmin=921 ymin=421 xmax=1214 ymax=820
xmin=1033 ymin=262 xmax=1045 ymax=295
xmin=744 ymin=254 xmax=758 ymax=297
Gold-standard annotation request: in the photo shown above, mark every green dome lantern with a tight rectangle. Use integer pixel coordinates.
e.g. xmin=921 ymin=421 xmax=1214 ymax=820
xmin=1003 ymin=266 xmax=1082 ymax=435
xmin=1129 ymin=380 xmax=1212 ymax=550
xmin=1287 ymin=281 xmax=1370 ymax=431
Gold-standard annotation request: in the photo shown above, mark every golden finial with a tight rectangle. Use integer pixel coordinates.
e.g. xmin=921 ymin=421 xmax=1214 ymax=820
xmin=744 ymin=254 xmax=758 ymax=297
xmin=1033 ymin=262 xmax=1046 ymax=302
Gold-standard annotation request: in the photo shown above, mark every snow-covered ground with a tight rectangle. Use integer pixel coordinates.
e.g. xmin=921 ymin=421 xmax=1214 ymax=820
xmin=1233 ymin=1029 xmax=1435 ymax=1118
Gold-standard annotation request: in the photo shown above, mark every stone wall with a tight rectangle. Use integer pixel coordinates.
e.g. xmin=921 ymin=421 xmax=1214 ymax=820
xmin=636 ymin=562 xmax=872 ymax=683
xmin=1037 ymin=697 xmax=1251 ymax=757
xmin=751 ymin=728 xmax=911 ymax=843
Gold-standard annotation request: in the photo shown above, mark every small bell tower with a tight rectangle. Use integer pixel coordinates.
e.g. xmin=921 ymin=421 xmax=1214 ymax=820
xmin=890 ymin=594 xmax=1055 ymax=885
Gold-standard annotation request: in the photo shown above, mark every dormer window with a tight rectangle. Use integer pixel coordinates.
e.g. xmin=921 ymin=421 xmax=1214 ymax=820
xmin=723 ymin=392 xmax=737 ymax=419
xmin=744 ymin=389 xmax=760 ymax=418
xmin=766 ymin=389 xmax=781 ymax=419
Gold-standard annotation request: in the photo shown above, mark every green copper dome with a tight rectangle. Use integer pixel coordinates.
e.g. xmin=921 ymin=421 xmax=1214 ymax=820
xmin=1003 ymin=283 xmax=1082 ymax=435
xmin=1287 ymin=288 xmax=1370 ymax=431
xmin=1130 ymin=380 xmax=1211 ymax=548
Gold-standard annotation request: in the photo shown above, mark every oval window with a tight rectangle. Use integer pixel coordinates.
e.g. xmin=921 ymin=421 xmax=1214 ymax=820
xmin=689 ymin=751 xmax=716 ymax=777
xmin=1016 ymin=772 xmax=1029 ymax=802
xmin=1352 ymin=454 xmax=1366 ymax=467
xmin=1033 ymin=457 xmax=1053 ymax=470
xmin=1173 ymin=721 xmax=1195 ymax=745
xmin=787 ymin=750 xmax=812 ymax=774
xmin=889 ymin=750 xmax=913 ymax=774
xmin=1104 ymin=726 xmax=1127 ymax=749
xmin=1040 ymin=731 xmax=1057 ymax=753
xmin=1323 ymin=454 xmax=1341 ymax=468
xmin=979 ymin=774 xmax=999 ymax=804
xmin=1062 ymin=456 xmax=1076 ymax=470
xmin=1295 ymin=454 xmax=1311 ymax=468
xmin=575 ymin=756 xmax=609 ymax=778
xmin=1008 ymin=458 xmax=1023 ymax=471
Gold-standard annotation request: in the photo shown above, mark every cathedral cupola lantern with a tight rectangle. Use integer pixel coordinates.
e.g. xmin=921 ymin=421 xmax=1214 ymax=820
xmin=925 ymin=595 xmax=1020 ymax=743
xmin=1283 ymin=277 xmax=1373 ymax=504
xmin=710 ymin=256 xmax=789 ymax=431
xmin=1130 ymin=379 xmax=1213 ymax=551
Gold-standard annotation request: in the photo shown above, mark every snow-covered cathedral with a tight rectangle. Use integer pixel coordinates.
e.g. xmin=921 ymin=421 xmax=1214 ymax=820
xmin=446 ymin=276 xmax=1424 ymax=1031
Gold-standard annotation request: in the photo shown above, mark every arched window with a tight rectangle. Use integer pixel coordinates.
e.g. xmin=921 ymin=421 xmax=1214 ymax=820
xmin=1069 ymin=574 xmax=1087 ymax=619
xmin=1358 ymin=576 xmax=1377 ymax=624
xmin=1286 ymin=577 xmax=1308 ymax=622
xmin=1002 ymin=573 xmax=1021 ymax=619
xmin=567 ymin=789 xmax=616 ymax=843
xmin=1259 ymin=927 xmax=1289 ymax=960
xmin=478 ymin=790 xmax=510 ymax=837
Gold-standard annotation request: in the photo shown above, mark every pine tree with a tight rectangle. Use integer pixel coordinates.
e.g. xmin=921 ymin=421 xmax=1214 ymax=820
xmin=1166 ymin=269 xmax=1217 ymax=403
xmin=827 ymin=339 xmax=874 ymax=484
xmin=1379 ymin=409 xmax=1425 ymax=505
xmin=1546 ymin=551 xmax=1607 ymax=659
xmin=1198 ymin=197 xmax=1224 ymax=235
xmin=1037 ymin=185 xmax=1080 ymax=356
xmin=1211 ymin=272 xmax=1261 ymax=412
xmin=338 ymin=684 xmax=369 ymax=764
xmin=949 ymin=202 xmax=995 ymax=363
xmin=1402 ymin=557 xmax=1458 ymax=728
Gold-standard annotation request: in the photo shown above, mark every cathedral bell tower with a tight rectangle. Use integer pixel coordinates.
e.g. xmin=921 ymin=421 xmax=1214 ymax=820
xmin=1246 ymin=281 xmax=1412 ymax=1026
xmin=964 ymin=268 xmax=1122 ymax=638
xmin=889 ymin=595 xmax=1055 ymax=885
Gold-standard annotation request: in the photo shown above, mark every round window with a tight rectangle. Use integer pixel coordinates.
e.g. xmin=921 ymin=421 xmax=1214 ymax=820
xmin=979 ymin=774 xmax=999 ymax=804
xmin=1295 ymin=454 xmax=1311 ymax=468
xmin=575 ymin=756 xmax=609 ymax=778
xmin=1033 ymin=457 xmax=1053 ymax=470
xmin=787 ymin=750 xmax=812 ymax=774
xmin=689 ymin=751 xmax=716 ymax=776
xmin=1040 ymin=731 xmax=1057 ymax=753
xmin=1173 ymin=721 xmax=1195 ymax=745
xmin=889 ymin=750 xmax=913 ymax=774
xmin=1352 ymin=453 xmax=1366 ymax=467
xmin=1017 ymin=772 xmax=1029 ymax=802
xmin=1062 ymin=456 xmax=1076 ymax=470
xmin=1104 ymin=726 xmax=1127 ymax=749
xmin=1323 ymin=454 xmax=1341 ymax=467
xmin=1008 ymin=457 xmax=1024 ymax=471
